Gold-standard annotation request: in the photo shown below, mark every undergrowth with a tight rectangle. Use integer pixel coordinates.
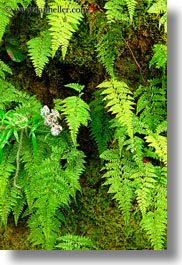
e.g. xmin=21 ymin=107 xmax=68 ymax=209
xmin=0 ymin=0 xmax=167 ymax=250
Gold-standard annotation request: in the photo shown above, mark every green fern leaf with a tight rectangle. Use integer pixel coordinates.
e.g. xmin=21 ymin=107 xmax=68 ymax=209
xmin=96 ymin=24 xmax=123 ymax=78
xmin=100 ymin=149 xmax=134 ymax=225
xmin=55 ymin=234 xmax=92 ymax=250
xmin=141 ymin=185 xmax=167 ymax=250
xmin=98 ymin=79 xmax=135 ymax=139
xmin=148 ymin=0 xmax=167 ymax=33
xmin=132 ymin=163 xmax=158 ymax=215
xmin=125 ymin=0 xmax=137 ymax=23
xmin=47 ymin=0 xmax=83 ymax=58
xmin=27 ymin=30 xmax=52 ymax=77
xmin=36 ymin=0 xmax=45 ymax=10
xmin=149 ymin=44 xmax=167 ymax=69
xmin=0 ymin=59 xmax=12 ymax=79
xmin=64 ymin=83 xmax=85 ymax=93
xmin=55 ymin=96 xmax=91 ymax=145
xmin=145 ymin=131 xmax=167 ymax=166
xmin=90 ymin=92 xmax=113 ymax=154
xmin=104 ymin=0 xmax=129 ymax=23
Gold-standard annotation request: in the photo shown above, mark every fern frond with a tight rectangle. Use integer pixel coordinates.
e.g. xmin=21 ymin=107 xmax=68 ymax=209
xmin=0 ymin=59 xmax=12 ymax=79
xmin=100 ymin=149 xmax=134 ymax=225
xmin=132 ymin=163 xmax=157 ymax=215
xmin=0 ymin=3 xmax=12 ymax=42
xmin=141 ymin=185 xmax=167 ymax=250
xmin=90 ymin=92 xmax=113 ymax=154
xmin=21 ymin=131 xmax=85 ymax=249
xmin=36 ymin=0 xmax=45 ymax=10
xmin=148 ymin=0 xmax=167 ymax=33
xmin=47 ymin=0 xmax=83 ymax=58
xmin=27 ymin=30 xmax=52 ymax=77
xmin=0 ymin=146 xmax=23 ymax=226
xmin=96 ymin=24 xmax=123 ymax=78
xmin=55 ymin=234 xmax=92 ymax=250
xmin=149 ymin=44 xmax=167 ymax=69
xmin=55 ymin=95 xmax=91 ymax=145
xmin=125 ymin=0 xmax=137 ymax=23
xmin=145 ymin=131 xmax=167 ymax=166
xmin=104 ymin=0 xmax=129 ymax=23
xmin=148 ymin=0 xmax=167 ymax=14
xmin=98 ymin=79 xmax=135 ymax=139
xmin=64 ymin=83 xmax=85 ymax=93
xmin=134 ymin=80 xmax=166 ymax=131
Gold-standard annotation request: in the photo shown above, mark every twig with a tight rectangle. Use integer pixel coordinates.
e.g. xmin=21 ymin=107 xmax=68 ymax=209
xmin=122 ymin=37 xmax=146 ymax=84
xmin=13 ymin=129 xmax=24 ymax=189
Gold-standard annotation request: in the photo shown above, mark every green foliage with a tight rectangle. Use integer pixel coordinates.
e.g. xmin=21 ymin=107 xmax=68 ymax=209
xmin=47 ymin=0 xmax=84 ymax=58
xmin=145 ymin=127 xmax=167 ymax=166
xmin=96 ymin=24 xmax=123 ymax=78
xmin=0 ymin=0 xmax=167 ymax=251
xmin=55 ymin=234 xmax=92 ymax=250
xmin=0 ymin=76 xmax=90 ymax=249
xmin=134 ymin=79 xmax=166 ymax=131
xmin=27 ymin=30 xmax=52 ymax=77
xmin=0 ymin=60 xmax=12 ymax=79
xmin=97 ymin=32 xmax=167 ymax=249
xmin=89 ymin=91 xmax=113 ymax=155
xmin=149 ymin=44 xmax=167 ymax=69
xmin=125 ymin=0 xmax=137 ymax=23
xmin=141 ymin=185 xmax=167 ymax=250
xmin=98 ymin=79 xmax=135 ymax=139
xmin=0 ymin=1 xmax=17 ymax=42
xmin=54 ymin=84 xmax=91 ymax=145
xmin=100 ymin=149 xmax=134 ymax=225
xmin=36 ymin=0 xmax=45 ymax=10
xmin=104 ymin=0 xmax=129 ymax=23
xmin=148 ymin=0 xmax=167 ymax=33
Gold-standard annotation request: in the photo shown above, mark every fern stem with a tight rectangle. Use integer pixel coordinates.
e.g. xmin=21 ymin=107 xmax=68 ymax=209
xmin=122 ymin=37 xmax=146 ymax=84
xmin=13 ymin=129 xmax=24 ymax=189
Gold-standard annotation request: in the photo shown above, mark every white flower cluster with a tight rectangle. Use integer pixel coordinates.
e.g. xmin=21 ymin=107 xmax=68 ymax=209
xmin=41 ymin=105 xmax=62 ymax=136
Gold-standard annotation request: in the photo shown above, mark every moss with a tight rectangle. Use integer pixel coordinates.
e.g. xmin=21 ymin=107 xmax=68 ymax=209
xmin=60 ymin=158 xmax=152 ymax=250
xmin=0 ymin=216 xmax=37 ymax=250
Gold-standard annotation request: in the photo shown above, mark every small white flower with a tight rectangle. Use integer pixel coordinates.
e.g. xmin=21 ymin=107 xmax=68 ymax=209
xmin=41 ymin=105 xmax=50 ymax=118
xmin=51 ymin=124 xmax=63 ymax=136
xmin=50 ymin=109 xmax=59 ymax=119
xmin=44 ymin=115 xmax=54 ymax=127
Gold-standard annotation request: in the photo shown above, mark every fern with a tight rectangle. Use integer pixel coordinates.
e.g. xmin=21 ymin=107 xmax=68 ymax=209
xmin=0 ymin=60 xmax=12 ymax=80
xmin=0 ymin=1 xmax=14 ymax=42
xmin=104 ymin=0 xmax=129 ymax=24
xmin=141 ymin=185 xmax=167 ymax=250
xmin=47 ymin=0 xmax=84 ymax=58
xmin=134 ymin=79 xmax=166 ymax=131
xmin=132 ymin=162 xmax=157 ymax=215
xmin=54 ymin=84 xmax=91 ymax=145
xmin=27 ymin=30 xmax=52 ymax=77
xmin=55 ymin=234 xmax=92 ymax=250
xmin=98 ymin=79 xmax=135 ymax=139
xmin=96 ymin=24 xmax=123 ymax=78
xmin=149 ymin=44 xmax=167 ymax=69
xmin=148 ymin=0 xmax=167 ymax=33
xmin=145 ymin=131 xmax=167 ymax=166
xmin=36 ymin=0 xmax=45 ymax=10
xmin=22 ymin=133 xmax=85 ymax=249
xmin=89 ymin=91 xmax=113 ymax=154
xmin=100 ymin=149 xmax=135 ymax=225
xmin=125 ymin=0 xmax=137 ymax=23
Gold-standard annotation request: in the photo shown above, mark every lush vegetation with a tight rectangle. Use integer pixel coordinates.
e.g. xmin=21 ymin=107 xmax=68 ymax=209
xmin=0 ymin=0 xmax=167 ymax=250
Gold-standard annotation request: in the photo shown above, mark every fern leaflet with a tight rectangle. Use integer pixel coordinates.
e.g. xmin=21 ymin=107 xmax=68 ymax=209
xmin=54 ymin=92 xmax=91 ymax=145
xmin=55 ymin=234 xmax=92 ymax=250
xmin=98 ymin=79 xmax=135 ymax=139
xmin=47 ymin=0 xmax=83 ymax=58
xmin=27 ymin=30 xmax=52 ymax=77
